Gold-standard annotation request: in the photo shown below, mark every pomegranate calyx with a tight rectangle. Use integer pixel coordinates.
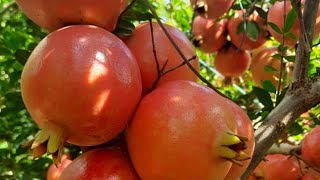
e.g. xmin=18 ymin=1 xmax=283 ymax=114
xmin=192 ymin=35 xmax=204 ymax=47
xmin=193 ymin=0 xmax=208 ymax=15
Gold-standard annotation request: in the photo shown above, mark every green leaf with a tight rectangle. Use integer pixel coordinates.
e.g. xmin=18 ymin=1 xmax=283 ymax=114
xmin=284 ymin=31 xmax=298 ymax=41
xmin=255 ymin=7 xmax=267 ymax=19
xmin=237 ymin=21 xmax=245 ymax=34
xmin=284 ymin=8 xmax=297 ymax=33
xmin=264 ymin=65 xmax=278 ymax=72
xmin=285 ymin=55 xmax=296 ymax=62
xmin=14 ymin=49 xmax=30 ymax=65
xmin=272 ymin=53 xmax=282 ymax=60
xmin=252 ymin=87 xmax=274 ymax=110
xmin=268 ymin=22 xmax=282 ymax=34
xmin=262 ymin=80 xmax=277 ymax=93
xmin=246 ymin=21 xmax=260 ymax=41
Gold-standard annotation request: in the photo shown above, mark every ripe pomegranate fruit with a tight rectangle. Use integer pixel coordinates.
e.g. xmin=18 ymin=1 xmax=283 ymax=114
xmin=60 ymin=148 xmax=140 ymax=180
xmin=214 ymin=44 xmax=251 ymax=77
xmin=124 ymin=22 xmax=199 ymax=94
xmin=190 ymin=0 xmax=235 ymax=19
xmin=21 ymin=25 xmax=142 ymax=156
xmin=302 ymin=169 xmax=320 ymax=180
xmin=224 ymin=100 xmax=255 ymax=180
xmin=251 ymin=154 xmax=301 ymax=180
xmin=251 ymin=47 xmax=280 ymax=86
xmin=126 ymin=80 xmax=251 ymax=180
xmin=47 ymin=155 xmax=72 ymax=180
xmin=302 ymin=126 xmax=320 ymax=168
xmin=121 ymin=0 xmax=128 ymax=12
xmin=16 ymin=0 xmax=122 ymax=32
xmin=268 ymin=0 xmax=300 ymax=47
xmin=228 ymin=11 xmax=267 ymax=50
xmin=192 ymin=16 xmax=227 ymax=53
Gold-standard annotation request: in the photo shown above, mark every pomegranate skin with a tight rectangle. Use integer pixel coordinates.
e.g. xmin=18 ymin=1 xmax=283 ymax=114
xmin=125 ymin=22 xmax=199 ymax=94
xmin=190 ymin=0 xmax=235 ymax=19
xmin=21 ymin=25 xmax=142 ymax=146
xmin=16 ymin=0 xmax=122 ymax=32
xmin=60 ymin=148 xmax=140 ymax=180
xmin=192 ymin=16 xmax=227 ymax=53
xmin=214 ymin=45 xmax=251 ymax=77
xmin=47 ymin=155 xmax=72 ymax=180
xmin=302 ymin=126 xmax=320 ymax=168
xmin=126 ymin=80 xmax=238 ymax=180
xmin=224 ymin=100 xmax=255 ymax=180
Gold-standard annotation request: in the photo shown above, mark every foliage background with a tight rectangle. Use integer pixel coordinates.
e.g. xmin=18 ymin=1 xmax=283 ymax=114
xmin=0 ymin=0 xmax=319 ymax=179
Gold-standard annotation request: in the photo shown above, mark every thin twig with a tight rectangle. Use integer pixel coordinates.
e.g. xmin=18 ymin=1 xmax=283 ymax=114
xmin=162 ymin=56 xmax=197 ymax=75
xmin=292 ymin=151 xmax=320 ymax=174
xmin=144 ymin=0 xmax=230 ymax=99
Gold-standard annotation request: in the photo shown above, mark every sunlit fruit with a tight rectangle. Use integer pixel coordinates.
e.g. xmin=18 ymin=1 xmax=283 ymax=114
xmin=302 ymin=126 xmax=320 ymax=169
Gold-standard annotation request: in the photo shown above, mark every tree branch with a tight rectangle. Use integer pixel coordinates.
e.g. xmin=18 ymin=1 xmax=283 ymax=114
xmin=0 ymin=2 xmax=17 ymax=17
xmin=292 ymin=0 xmax=318 ymax=81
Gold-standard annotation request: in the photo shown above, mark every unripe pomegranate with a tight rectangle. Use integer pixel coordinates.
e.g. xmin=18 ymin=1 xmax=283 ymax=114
xmin=192 ymin=16 xmax=227 ymax=53
xmin=190 ymin=0 xmax=235 ymax=19
xmin=16 ymin=0 xmax=122 ymax=32
xmin=214 ymin=44 xmax=251 ymax=77
xmin=125 ymin=22 xmax=199 ymax=94
xmin=228 ymin=11 xmax=267 ymax=50
xmin=268 ymin=0 xmax=300 ymax=47
xmin=21 ymin=25 xmax=142 ymax=156
xmin=126 ymin=80 xmax=251 ymax=180
xmin=60 ymin=148 xmax=140 ymax=180
xmin=302 ymin=126 xmax=320 ymax=169
xmin=251 ymin=47 xmax=280 ymax=86
xmin=224 ymin=100 xmax=255 ymax=180
xmin=47 ymin=155 xmax=72 ymax=180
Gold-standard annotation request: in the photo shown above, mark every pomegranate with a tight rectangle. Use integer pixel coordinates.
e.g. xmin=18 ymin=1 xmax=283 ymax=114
xmin=302 ymin=169 xmax=320 ymax=180
xmin=192 ymin=16 xmax=227 ymax=53
xmin=125 ymin=22 xmax=199 ymax=94
xmin=268 ymin=0 xmax=300 ymax=47
xmin=59 ymin=148 xmax=140 ymax=180
xmin=214 ymin=44 xmax=251 ymax=77
xmin=250 ymin=47 xmax=280 ymax=86
xmin=251 ymin=154 xmax=301 ymax=180
xmin=126 ymin=80 xmax=250 ymax=180
xmin=190 ymin=0 xmax=235 ymax=19
xmin=228 ymin=11 xmax=267 ymax=50
xmin=302 ymin=126 xmax=320 ymax=168
xmin=224 ymin=100 xmax=255 ymax=180
xmin=121 ymin=0 xmax=128 ymax=12
xmin=16 ymin=0 xmax=122 ymax=32
xmin=47 ymin=155 xmax=72 ymax=180
xmin=21 ymin=25 xmax=142 ymax=156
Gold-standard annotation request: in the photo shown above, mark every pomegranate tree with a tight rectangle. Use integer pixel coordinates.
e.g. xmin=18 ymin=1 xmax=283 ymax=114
xmin=192 ymin=16 xmax=227 ymax=53
xmin=21 ymin=25 xmax=142 ymax=156
xmin=126 ymin=80 xmax=251 ymax=180
xmin=16 ymin=0 xmax=123 ymax=32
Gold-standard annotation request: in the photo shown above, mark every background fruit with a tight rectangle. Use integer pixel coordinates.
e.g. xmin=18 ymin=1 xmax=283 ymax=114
xmin=16 ymin=0 xmax=122 ymax=31
xmin=126 ymin=80 xmax=250 ymax=180
xmin=190 ymin=0 xmax=235 ymax=19
xmin=228 ymin=11 xmax=267 ymax=50
xmin=302 ymin=126 xmax=320 ymax=168
xmin=60 ymin=148 xmax=140 ymax=180
xmin=251 ymin=47 xmax=280 ymax=86
xmin=214 ymin=44 xmax=251 ymax=77
xmin=268 ymin=0 xmax=299 ymax=47
xmin=125 ymin=22 xmax=199 ymax=94
xmin=192 ymin=16 xmax=227 ymax=53
xmin=21 ymin=25 xmax=142 ymax=146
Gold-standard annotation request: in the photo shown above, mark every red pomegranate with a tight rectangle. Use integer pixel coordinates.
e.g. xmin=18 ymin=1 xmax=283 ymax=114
xmin=302 ymin=169 xmax=320 ymax=180
xmin=228 ymin=11 xmax=267 ymax=50
xmin=192 ymin=16 xmax=227 ymax=53
xmin=16 ymin=0 xmax=122 ymax=32
xmin=125 ymin=22 xmax=199 ymax=94
xmin=190 ymin=0 xmax=235 ymax=19
xmin=59 ymin=148 xmax=140 ymax=180
xmin=268 ymin=0 xmax=300 ymax=47
xmin=224 ymin=100 xmax=255 ymax=180
xmin=126 ymin=80 xmax=251 ymax=180
xmin=21 ymin=25 xmax=142 ymax=153
xmin=302 ymin=126 xmax=320 ymax=169
xmin=251 ymin=47 xmax=281 ymax=86
xmin=47 ymin=155 xmax=72 ymax=180
xmin=214 ymin=44 xmax=251 ymax=77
